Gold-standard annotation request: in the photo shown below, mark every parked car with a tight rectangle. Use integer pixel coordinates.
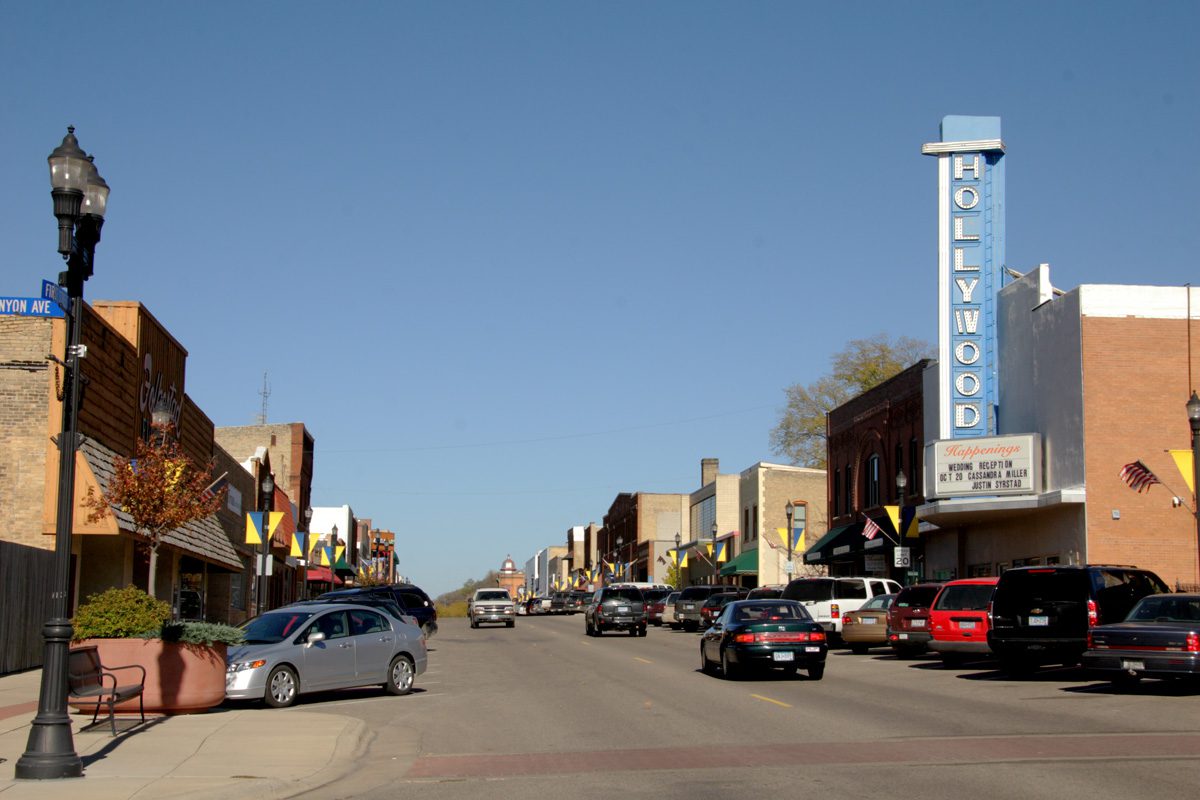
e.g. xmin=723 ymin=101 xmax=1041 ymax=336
xmin=319 ymin=583 xmax=439 ymax=639
xmin=676 ymin=585 xmax=745 ymax=632
xmin=842 ymin=593 xmax=896 ymax=654
xmin=988 ymin=564 xmax=1170 ymax=674
xmin=661 ymin=592 xmax=681 ymax=628
xmin=781 ymin=577 xmax=902 ymax=636
xmin=887 ymin=582 xmax=943 ymax=657
xmin=640 ymin=588 xmax=673 ymax=624
xmin=585 ymin=586 xmax=647 ymax=636
xmin=700 ymin=592 xmax=743 ymax=628
xmin=227 ymin=603 xmax=427 ymax=708
xmin=469 ymin=588 xmax=515 ymax=628
xmin=747 ymin=585 xmax=784 ymax=600
xmin=566 ymin=590 xmax=591 ymax=614
xmin=928 ymin=577 xmax=999 ymax=666
xmin=647 ymin=591 xmax=676 ymax=626
xmin=700 ymin=599 xmax=828 ymax=680
xmin=1082 ymin=593 xmax=1200 ymax=687
xmin=293 ymin=595 xmax=413 ymax=627
xmin=549 ymin=592 xmax=568 ymax=615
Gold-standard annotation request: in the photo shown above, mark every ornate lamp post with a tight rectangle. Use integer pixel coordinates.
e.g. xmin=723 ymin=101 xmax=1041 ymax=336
xmin=674 ymin=532 xmax=682 ymax=589
xmin=1188 ymin=392 xmax=1200 ymax=581
xmin=615 ymin=535 xmax=624 ymax=581
xmin=785 ymin=501 xmax=795 ymax=577
xmin=710 ymin=521 xmax=718 ymax=585
xmin=258 ymin=474 xmax=274 ymax=616
xmin=17 ymin=127 xmax=110 ymax=781
xmin=302 ymin=506 xmax=313 ymax=599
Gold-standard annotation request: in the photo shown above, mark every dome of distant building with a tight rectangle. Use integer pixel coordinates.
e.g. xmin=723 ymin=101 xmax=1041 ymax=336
xmin=500 ymin=556 xmax=517 ymax=573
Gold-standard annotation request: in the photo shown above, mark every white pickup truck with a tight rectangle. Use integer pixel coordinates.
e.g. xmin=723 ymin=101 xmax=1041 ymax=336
xmin=469 ymin=588 xmax=515 ymax=628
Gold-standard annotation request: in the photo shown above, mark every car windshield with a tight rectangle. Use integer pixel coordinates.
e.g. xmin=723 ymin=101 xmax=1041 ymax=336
xmin=732 ymin=602 xmax=810 ymax=622
xmin=1126 ymin=595 xmax=1200 ymax=622
xmin=476 ymin=591 xmax=510 ymax=601
xmin=704 ymin=593 xmax=737 ymax=608
xmin=665 ymin=593 xmax=680 ymax=604
xmin=934 ymin=584 xmax=995 ymax=611
xmin=241 ymin=610 xmax=314 ymax=644
xmin=782 ymin=579 xmax=834 ymax=602
xmin=604 ymin=588 xmax=643 ymax=602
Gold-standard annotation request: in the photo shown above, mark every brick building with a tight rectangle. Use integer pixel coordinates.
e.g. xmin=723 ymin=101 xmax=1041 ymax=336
xmin=599 ymin=491 xmax=690 ymax=585
xmin=919 ymin=269 xmax=1200 ymax=587
xmin=807 ymin=360 xmax=930 ymax=581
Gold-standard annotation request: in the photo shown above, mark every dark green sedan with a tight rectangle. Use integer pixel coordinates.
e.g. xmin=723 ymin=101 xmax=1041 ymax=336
xmin=700 ymin=599 xmax=828 ymax=680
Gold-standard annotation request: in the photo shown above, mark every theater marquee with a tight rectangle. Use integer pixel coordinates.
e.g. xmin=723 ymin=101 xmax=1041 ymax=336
xmin=926 ymin=434 xmax=1041 ymax=499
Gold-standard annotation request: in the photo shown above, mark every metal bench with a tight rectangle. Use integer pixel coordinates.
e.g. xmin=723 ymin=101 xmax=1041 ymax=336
xmin=67 ymin=645 xmax=146 ymax=736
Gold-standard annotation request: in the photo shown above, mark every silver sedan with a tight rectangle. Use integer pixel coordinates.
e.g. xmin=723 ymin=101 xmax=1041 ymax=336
xmin=226 ymin=603 xmax=427 ymax=708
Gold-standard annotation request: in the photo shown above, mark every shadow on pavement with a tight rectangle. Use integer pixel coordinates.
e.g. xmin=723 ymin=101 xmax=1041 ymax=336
xmin=79 ymin=715 xmax=168 ymax=767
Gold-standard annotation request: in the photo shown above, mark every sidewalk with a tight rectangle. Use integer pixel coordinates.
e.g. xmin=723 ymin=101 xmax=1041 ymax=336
xmin=0 ymin=668 xmax=369 ymax=800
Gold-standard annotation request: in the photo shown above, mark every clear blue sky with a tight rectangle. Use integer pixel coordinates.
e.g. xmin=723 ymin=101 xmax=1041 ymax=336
xmin=3 ymin=2 xmax=1198 ymax=597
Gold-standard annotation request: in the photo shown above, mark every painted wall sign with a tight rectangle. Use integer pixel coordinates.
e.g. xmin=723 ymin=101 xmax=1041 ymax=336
xmin=925 ymin=433 xmax=1041 ymax=498
xmin=922 ymin=116 xmax=1006 ymax=439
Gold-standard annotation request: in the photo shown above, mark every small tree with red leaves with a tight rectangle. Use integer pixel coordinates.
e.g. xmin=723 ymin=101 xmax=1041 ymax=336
xmin=85 ymin=422 xmax=225 ymax=599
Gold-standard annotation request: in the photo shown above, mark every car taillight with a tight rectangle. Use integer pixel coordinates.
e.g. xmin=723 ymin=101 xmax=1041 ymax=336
xmin=1187 ymin=632 xmax=1200 ymax=653
xmin=1086 ymin=631 xmax=1094 ymax=649
xmin=1087 ymin=599 xmax=1098 ymax=627
xmin=842 ymin=614 xmax=851 ymax=625
xmin=734 ymin=633 xmax=755 ymax=643
xmin=734 ymin=631 xmax=825 ymax=643
xmin=830 ymin=603 xmax=839 ymax=618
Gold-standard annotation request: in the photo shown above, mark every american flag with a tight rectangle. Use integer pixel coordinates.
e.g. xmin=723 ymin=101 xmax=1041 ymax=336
xmin=862 ymin=518 xmax=883 ymax=541
xmin=1119 ymin=461 xmax=1161 ymax=493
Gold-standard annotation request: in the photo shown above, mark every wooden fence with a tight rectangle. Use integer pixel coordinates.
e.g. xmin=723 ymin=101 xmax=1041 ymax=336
xmin=0 ymin=540 xmax=56 ymax=674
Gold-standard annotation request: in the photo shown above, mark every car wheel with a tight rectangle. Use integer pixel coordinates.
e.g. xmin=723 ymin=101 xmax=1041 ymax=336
xmin=595 ymin=623 xmax=604 ymax=636
xmin=638 ymin=626 xmax=647 ymax=637
xmin=998 ymin=656 xmax=1034 ymax=678
xmin=264 ymin=665 xmax=298 ymax=708
xmin=808 ymin=663 xmax=825 ymax=681
xmin=1112 ymin=672 xmax=1142 ymax=690
xmin=721 ymin=649 xmax=739 ymax=680
xmin=940 ymin=653 xmax=966 ymax=668
xmin=386 ymin=654 xmax=415 ymax=696
xmin=684 ymin=622 xmax=697 ymax=633
xmin=469 ymin=618 xmax=477 ymax=629
xmin=700 ymin=645 xmax=714 ymax=674
xmin=628 ymin=627 xmax=638 ymax=637
xmin=849 ymin=643 xmax=868 ymax=655
xmin=506 ymin=620 xmax=514 ymax=628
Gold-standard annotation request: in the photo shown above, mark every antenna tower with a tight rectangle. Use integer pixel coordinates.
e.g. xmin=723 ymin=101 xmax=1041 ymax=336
xmin=256 ymin=371 xmax=271 ymax=425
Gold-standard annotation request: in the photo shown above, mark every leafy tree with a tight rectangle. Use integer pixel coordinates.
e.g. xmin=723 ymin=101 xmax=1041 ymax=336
xmin=664 ymin=563 xmax=681 ymax=590
xmin=84 ymin=422 xmax=225 ymax=599
xmin=770 ymin=333 xmax=933 ymax=468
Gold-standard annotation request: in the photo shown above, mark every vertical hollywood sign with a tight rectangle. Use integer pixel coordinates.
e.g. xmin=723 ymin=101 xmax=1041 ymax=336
xmin=922 ymin=117 xmax=1006 ymax=440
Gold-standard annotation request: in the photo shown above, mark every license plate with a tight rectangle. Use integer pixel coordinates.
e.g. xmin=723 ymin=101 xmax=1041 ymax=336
xmin=683 ymin=604 xmax=694 ymax=610
xmin=910 ymin=619 xmax=926 ymax=628
xmin=897 ymin=633 xmax=908 ymax=639
xmin=958 ymin=620 xmax=976 ymax=630
xmin=1028 ymin=615 xmax=1049 ymax=626
xmin=772 ymin=651 xmax=794 ymax=662
xmin=861 ymin=617 xmax=876 ymax=624
xmin=805 ymin=646 xmax=821 ymax=652
xmin=618 ymin=606 xmax=630 ymax=613
xmin=1122 ymin=660 xmax=1145 ymax=671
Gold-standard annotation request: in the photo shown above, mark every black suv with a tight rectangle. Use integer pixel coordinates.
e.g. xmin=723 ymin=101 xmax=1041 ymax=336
xmin=319 ymin=583 xmax=439 ymax=638
xmin=585 ymin=586 xmax=647 ymax=636
xmin=987 ymin=564 xmax=1169 ymax=674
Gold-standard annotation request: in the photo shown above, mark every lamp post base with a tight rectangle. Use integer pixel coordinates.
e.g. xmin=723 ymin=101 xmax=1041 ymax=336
xmin=14 ymin=618 xmax=83 ymax=780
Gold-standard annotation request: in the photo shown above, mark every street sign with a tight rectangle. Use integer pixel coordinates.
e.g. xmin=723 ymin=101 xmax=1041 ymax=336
xmin=894 ymin=547 xmax=911 ymax=568
xmin=784 ymin=560 xmax=795 ymax=574
xmin=41 ymin=279 xmax=69 ymax=312
xmin=0 ymin=296 xmax=64 ymax=318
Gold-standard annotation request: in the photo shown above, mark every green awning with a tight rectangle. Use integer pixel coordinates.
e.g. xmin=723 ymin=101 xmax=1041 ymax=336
xmin=803 ymin=522 xmax=863 ymax=564
xmin=719 ymin=548 xmax=758 ymax=576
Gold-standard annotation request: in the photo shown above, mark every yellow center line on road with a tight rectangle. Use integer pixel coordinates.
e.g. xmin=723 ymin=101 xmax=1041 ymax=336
xmin=633 ymin=657 xmax=653 ymax=664
xmin=751 ymin=694 xmax=792 ymax=708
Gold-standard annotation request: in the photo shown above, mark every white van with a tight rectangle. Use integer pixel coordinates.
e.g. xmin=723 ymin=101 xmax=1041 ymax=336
xmin=781 ymin=577 xmax=901 ymax=634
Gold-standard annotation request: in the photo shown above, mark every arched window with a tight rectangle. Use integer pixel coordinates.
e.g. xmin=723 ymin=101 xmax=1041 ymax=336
xmin=866 ymin=454 xmax=881 ymax=508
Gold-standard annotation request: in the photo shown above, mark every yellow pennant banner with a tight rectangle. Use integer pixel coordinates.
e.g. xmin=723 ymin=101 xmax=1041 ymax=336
xmin=1169 ymin=449 xmax=1195 ymax=494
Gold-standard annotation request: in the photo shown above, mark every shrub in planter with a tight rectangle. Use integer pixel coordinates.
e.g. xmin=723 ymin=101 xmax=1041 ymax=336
xmin=70 ymin=586 xmax=235 ymax=714
xmin=72 ymin=586 xmax=172 ymax=640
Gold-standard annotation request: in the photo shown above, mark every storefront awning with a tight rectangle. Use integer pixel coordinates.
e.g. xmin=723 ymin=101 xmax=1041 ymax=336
xmin=807 ymin=521 xmax=892 ymax=565
xmin=79 ymin=438 xmax=243 ymax=572
xmin=719 ymin=548 xmax=758 ymax=576
xmin=304 ymin=566 xmax=344 ymax=585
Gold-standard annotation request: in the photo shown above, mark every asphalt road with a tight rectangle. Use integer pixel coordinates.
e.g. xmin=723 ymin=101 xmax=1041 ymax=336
xmin=293 ymin=614 xmax=1200 ymax=800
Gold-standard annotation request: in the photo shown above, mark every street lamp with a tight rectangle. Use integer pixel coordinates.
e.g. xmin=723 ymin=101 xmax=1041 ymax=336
xmin=710 ymin=521 xmax=718 ymax=585
xmin=17 ymin=127 xmax=109 ymax=781
xmin=258 ymin=474 xmax=274 ymax=616
xmin=896 ymin=469 xmax=908 ymax=500
xmin=615 ymin=535 xmax=624 ymax=581
xmin=302 ymin=507 xmax=313 ymax=599
xmin=674 ymin=532 xmax=682 ymax=589
xmin=1188 ymin=392 xmax=1200 ymax=581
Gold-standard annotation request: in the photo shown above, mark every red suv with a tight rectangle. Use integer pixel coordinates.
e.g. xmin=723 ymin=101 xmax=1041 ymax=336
xmin=887 ymin=583 xmax=943 ymax=657
xmin=928 ymin=577 xmax=999 ymax=666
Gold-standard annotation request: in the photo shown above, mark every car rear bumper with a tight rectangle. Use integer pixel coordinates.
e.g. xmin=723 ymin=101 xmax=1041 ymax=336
xmin=889 ymin=630 xmax=932 ymax=646
xmin=929 ymin=638 xmax=991 ymax=655
xmin=596 ymin=616 xmax=643 ymax=630
xmin=727 ymin=644 xmax=828 ymax=667
xmin=988 ymin=635 xmax=1085 ymax=663
xmin=1082 ymin=650 xmax=1200 ymax=678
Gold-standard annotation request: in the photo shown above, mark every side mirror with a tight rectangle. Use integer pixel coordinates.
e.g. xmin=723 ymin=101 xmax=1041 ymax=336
xmin=306 ymin=631 xmax=326 ymax=646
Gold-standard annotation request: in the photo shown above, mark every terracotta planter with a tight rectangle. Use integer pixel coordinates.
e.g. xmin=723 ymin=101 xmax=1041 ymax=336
xmin=69 ymin=638 xmax=228 ymax=715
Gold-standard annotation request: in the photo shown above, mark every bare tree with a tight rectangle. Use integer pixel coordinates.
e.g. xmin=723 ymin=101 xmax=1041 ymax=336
xmin=771 ymin=333 xmax=933 ymax=468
